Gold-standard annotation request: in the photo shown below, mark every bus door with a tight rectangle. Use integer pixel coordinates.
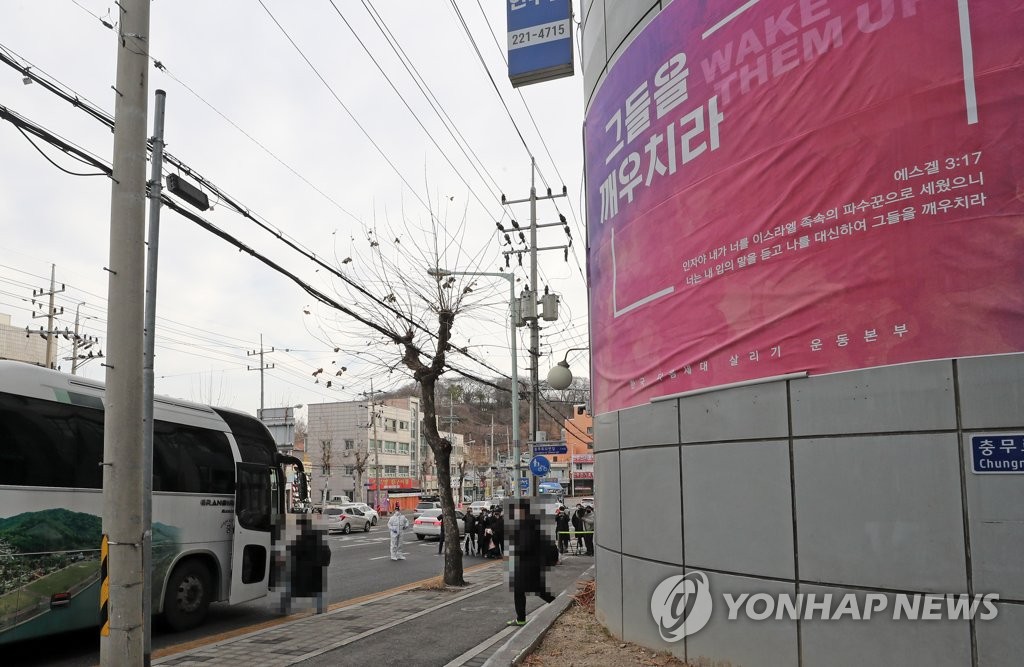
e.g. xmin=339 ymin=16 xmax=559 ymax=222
xmin=231 ymin=462 xmax=273 ymax=603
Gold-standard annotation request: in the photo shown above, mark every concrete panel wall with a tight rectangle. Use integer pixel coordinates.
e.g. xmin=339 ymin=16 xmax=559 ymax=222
xmin=591 ymin=352 xmax=1024 ymax=666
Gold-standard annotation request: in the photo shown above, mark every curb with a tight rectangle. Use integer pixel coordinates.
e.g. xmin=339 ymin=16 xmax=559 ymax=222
xmin=483 ymin=565 xmax=596 ymax=667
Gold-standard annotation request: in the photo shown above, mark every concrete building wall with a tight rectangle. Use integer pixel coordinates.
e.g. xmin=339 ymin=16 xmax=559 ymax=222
xmin=585 ymin=3 xmax=1024 ymax=663
xmin=0 ymin=313 xmax=46 ymax=366
xmin=592 ymin=356 xmax=1024 ymax=665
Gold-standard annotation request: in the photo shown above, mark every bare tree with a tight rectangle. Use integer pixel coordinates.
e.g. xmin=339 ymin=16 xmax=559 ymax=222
xmin=318 ymin=439 xmax=332 ymax=505
xmin=308 ymin=205 xmax=511 ymax=586
xmin=293 ymin=415 xmax=308 ymax=452
xmin=419 ymin=448 xmax=435 ymax=491
xmin=352 ymin=444 xmax=370 ymax=504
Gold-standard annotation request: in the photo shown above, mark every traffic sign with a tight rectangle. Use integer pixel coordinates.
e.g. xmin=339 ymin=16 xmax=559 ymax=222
xmin=533 ymin=444 xmax=568 ymax=455
xmin=529 ymin=455 xmax=551 ymax=477
xmin=520 ymin=477 xmax=530 ymax=490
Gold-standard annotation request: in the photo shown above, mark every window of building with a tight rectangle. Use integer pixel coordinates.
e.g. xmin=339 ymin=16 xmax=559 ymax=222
xmin=398 ymin=465 xmax=410 ymax=476
xmin=344 ymin=439 xmax=355 ymax=449
xmin=384 ymin=440 xmax=397 ymax=453
xmin=385 ymin=418 xmax=397 ymax=432
xmin=344 ymin=466 xmax=355 ymax=475
xmin=398 ymin=442 xmax=409 ymax=454
xmin=399 ymin=420 xmax=408 ymax=430
xmin=586 ymin=427 xmax=593 ymax=435
xmin=384 ymin=465 xmax=397 ymax=477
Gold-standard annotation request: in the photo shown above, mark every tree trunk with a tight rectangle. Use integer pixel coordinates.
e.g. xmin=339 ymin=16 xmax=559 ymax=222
xmin=420 ymin=375 xmax=464 ymax=586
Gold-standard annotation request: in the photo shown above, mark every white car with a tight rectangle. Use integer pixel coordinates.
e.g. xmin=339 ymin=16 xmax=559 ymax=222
xmin=467 ymin=501 xmax=490 ymax=516
xmin=412 ymin=508 xmax=465 ymax=540
xmin=353 ymin=503 xmax=380 ymax=525
xmin=580 ymin=497 xmax=594 ymax=508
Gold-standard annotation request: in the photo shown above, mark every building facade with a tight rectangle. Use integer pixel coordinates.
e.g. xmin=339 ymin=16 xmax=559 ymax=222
xmin=585 ymin=1 xmax=1024 ymax=665
xmin=0 ymin=313 xmax=45 ymax=366
xmin=307 ymin=397 xmax=465 ymax=506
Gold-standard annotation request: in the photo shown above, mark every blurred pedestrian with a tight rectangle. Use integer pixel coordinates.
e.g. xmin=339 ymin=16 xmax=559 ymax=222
xmin=492 ymin=505 xmax=505 ymax=556
xmin=388 ymin=510 xmax=410 ymax=561
xmin=506 ymin=500 xmax=557 ymax=627
xmin=478 ymin=509 xmax=493 ymax=557
xmin=438 ymin=515 xmax=445 ymax=555
xmin=555 ymin=506 xmax=570 ymax=554
xmin=581 ymin=506 xmax=595 ymax=556
xmin=571 ymin=506 xmax=585 ymax=551
xmin=282 ymin=515 xmax=331 ymax=614
xmin=464 ymin=509 xmax=477 ymax=555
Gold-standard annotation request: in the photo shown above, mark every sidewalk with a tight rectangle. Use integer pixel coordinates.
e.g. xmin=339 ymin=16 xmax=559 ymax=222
xmin=153 ymin=555 xmax=594 ymax=667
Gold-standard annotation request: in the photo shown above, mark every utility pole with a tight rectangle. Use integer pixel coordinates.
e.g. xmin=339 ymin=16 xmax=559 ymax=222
xmin=501 ymin=158 xmax=569 ymax=496
xmin=141 ymin=88 xmax=167 ymax=665
xmin=31 ymin=264 xmax=65 ymax=369
xmin=361 ymin=380 xmax=384 ymax=508
xmin=101 ymin=0 xmax=151 ymax=663
xmin=247 ymin=334 xmax=275 ymax=413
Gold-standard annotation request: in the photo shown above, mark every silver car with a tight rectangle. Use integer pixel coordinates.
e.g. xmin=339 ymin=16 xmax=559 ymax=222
xmin=323 ymin=505 xmax=372 ymax=534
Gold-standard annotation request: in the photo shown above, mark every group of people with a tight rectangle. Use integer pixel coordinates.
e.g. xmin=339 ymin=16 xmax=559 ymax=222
xmin=554 ymin=504 xmax=595 ymax=556
xmin=463 ymin=506 xmax=505 ymax=558
xmin=275 ymin=498 xmax=591 ymax=629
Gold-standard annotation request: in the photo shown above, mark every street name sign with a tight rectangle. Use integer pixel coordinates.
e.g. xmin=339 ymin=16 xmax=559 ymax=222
xmin=971 ymin=434 xmax=1024 ymax=474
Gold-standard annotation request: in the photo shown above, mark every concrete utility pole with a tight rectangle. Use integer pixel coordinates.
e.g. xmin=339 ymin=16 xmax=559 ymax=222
xmin=32 ymin=264 xmax=65 ymax=369
xmin=101 ymin=0 xmax=151 ymax=663
xmin=67 ymin=302 xmax=102 ymax=375
xmin=501 ymin=158 xmax=568 ymax=496
xmin=362 ymin=380 xmax=384 ymax=506
xmin=247 ymin=334 xmax=275 ymax=412
xmin=141 ymin=88 xmax=167 ymax=664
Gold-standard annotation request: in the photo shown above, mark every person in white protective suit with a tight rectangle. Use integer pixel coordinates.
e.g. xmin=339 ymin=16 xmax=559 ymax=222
xmin=388 ymin=511 xmax=410 ymax=560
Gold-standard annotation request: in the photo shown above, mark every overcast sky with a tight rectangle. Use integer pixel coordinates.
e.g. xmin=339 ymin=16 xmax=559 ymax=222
xmin=0 ymin=0 xmax=590 ymax=419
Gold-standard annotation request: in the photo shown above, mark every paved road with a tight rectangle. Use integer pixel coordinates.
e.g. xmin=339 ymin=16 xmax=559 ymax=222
xmin=8 ymin=520 xmax=479 ymax=667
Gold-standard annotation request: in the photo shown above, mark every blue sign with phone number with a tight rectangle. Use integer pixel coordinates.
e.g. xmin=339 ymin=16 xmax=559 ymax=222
xmin=971 ymin=434 xmax=1024 ymax=473
xmin=506 ymin=0 xmax=574 ymax=87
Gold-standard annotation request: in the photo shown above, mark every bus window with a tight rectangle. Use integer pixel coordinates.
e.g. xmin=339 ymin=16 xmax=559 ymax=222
xmin=236 ymin=463 xmax=271 ymax=532
xmin=214 ymin=409 xmax=276 ymax=466
xmin=153 ymin=422 xmax=234 ymax=494
xmin=0 ymin=392 xmax=104 ymax=489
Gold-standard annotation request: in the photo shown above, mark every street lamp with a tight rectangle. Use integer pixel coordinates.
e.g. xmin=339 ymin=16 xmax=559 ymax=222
xmin=428 ymin=266 xmax=522 ymax=498
xmin=547 ymin=347 xmax=589 ymax=390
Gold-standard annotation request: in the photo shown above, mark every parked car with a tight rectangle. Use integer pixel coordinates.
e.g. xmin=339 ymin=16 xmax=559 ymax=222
xmin=323 ymin=505 xmax=372 ymax=534
xmin=579 ymin=497 xmax=594 ymax=508
xmin=353 ymin=503 xmax=379 ymax=525
xmin=538 ymin=481 xmax=564 ymax=496
xmin=412 ymin=501 xmax=442 ymax=519
xmin=467 ymin=500 xmax=490 ymax=516
xmin=413 ymin=508 xmax=465 ymax=540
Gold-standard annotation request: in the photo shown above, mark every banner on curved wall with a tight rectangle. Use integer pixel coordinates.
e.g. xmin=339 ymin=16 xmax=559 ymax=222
xmin=585 ymin=0 xmax=1024 ymax=414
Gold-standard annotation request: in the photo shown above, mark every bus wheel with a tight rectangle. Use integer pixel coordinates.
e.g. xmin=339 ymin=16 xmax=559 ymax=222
xmin=163 ymin=560 xmax=212 ymax=631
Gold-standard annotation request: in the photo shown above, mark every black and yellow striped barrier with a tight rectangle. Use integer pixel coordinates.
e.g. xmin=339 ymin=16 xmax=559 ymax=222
xmin=100 ymin=534 xmax=109 ymax=637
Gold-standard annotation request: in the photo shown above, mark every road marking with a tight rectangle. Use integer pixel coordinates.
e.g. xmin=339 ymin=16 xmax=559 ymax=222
xmin=153 ymin=561 xmax=500 ymax=660
xmin=368 ymin=555 xmax=390 ymax=560
xmin=443 ymin=625 xmax=517 ymax=667
xmin=281 ymin=581 xmax=507 ymax=664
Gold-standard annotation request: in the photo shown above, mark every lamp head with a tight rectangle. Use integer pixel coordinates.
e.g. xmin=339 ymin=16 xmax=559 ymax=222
xmin=547 ymin=360 xmax=573 ymax=390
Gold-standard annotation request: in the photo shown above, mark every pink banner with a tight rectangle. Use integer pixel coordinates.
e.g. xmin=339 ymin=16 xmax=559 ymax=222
xmin=586 ymin=0 xmax=1024 ymax=414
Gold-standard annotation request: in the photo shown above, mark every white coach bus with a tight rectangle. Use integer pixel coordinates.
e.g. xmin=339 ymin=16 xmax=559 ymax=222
xmin=0 ymin=361 xmax=307 ymax=644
